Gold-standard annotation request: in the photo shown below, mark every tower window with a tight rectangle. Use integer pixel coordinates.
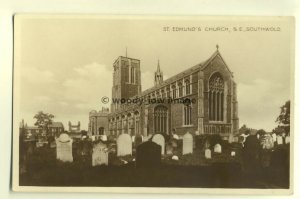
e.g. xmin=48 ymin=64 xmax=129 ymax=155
xmin=130 ymin=67 xmax=135 ymax=84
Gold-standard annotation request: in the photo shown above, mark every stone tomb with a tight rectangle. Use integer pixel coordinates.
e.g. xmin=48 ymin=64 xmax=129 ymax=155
xmin=152 ymin=134 xmax=165 ymax=155
xmin=136 ymin=141 xmax=161 ymax=168
xmin=92 ymin=141 xmax=108 ymax=166
xmin=214 ymin=144 xmax=222 ymax=153
xmin=56 ymin=133 xmax=73 ymax=162
xmin=182 ymin=132 xmax=193 ymax=155
xmin=117 ymin=134 xmax=132 ymax=156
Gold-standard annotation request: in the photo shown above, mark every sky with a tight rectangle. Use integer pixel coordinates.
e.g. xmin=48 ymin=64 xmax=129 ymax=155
xmin=14 ymin=15 xmax=293 ymax=132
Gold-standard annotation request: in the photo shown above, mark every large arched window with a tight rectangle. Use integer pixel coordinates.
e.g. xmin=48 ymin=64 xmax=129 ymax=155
xmin=154 ymin=106 xmax=168 ymax=134
xmin=209 ymin=73 xmax=224 ymax=121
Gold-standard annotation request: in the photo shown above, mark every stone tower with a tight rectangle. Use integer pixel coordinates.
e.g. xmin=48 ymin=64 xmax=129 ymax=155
xmin=111 ymin=56 xmax=141 ymax=113
xmin=154 ymin=60 xmax=163 ymax=86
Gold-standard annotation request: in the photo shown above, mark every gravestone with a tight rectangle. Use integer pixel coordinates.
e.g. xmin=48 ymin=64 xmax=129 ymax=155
xmin=136 ymin=141 xmax=161 ymax=168
xmin=100 ymin=135 xmax=107 ymax=142
xmin=231 ymin=151 xmax=236 ymax=157
xmin=152 ymin=134 xmax=165 ymax=155
xmin=166 ymin=143 xmax=173 ymax=155
xmin=134 ymin=134 xmax=143 ymax=147
xmin=173 ymin=134 xmax=179 ymax=140
xmin=205 ymin=148 xmax=211 ymax=159
xmin=228 ymin=134 xmax=234 ymax=143
xmin=214 ymin=144 xmax=222 ymax=153
xmin=92 ymin=141 xmax=108 ymax=166
xmin=117 ymin=134 xmax=132 ymax=156
xmin=182 ymin=132 xmax=193 ymax=155
xmin=56 ymin=133 xmax=73 ymax=162
xmin=172 ymin=155 xmax=179 ymax=161
xmin=277 ymin=135 xmax=283 ymax=145
xmin=261 ymin=134 xmax=274 ymax=149
xmin=272 ymin=133 xmax=277 ymax=143
xmin=285 ymin=136 xmax=290 ymax=144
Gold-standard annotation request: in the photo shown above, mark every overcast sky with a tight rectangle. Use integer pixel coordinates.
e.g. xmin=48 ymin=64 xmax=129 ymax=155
xmin=14 ymin=16 xmax=293 ymax=132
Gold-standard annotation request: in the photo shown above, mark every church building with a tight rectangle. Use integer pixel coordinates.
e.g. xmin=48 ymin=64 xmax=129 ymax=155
xmin=91 ymin=46 xmax=239 ymax=140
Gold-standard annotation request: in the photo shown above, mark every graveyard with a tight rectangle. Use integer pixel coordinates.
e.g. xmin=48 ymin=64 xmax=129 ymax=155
xmin=19 ymin=132 xmax=290 ymax=188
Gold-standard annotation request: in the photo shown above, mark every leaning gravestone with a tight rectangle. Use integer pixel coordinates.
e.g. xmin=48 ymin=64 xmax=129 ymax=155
xmin=277 ymin=135 xmax=283 ymax=145
xmin=134 ymin=134 xmax=143 ymax=147
xmin=92 ymin=141 xmax=108 ymax=166
xmin=117 ymin=134 xmax=132 ymax=156
xmin=136 ymin=141 xmax=161 ymax=168
xmin=205 ymin=148 xmax=212 ymax=159
xmin=152 ymin=134 xmax=165 ymax=155
xmin=56 ymin=133 xmax=73 ymax=162
xmin=183 ymin=132 xmax=193 ymax=155
xmin=214 ymin=144 xmax=222 ymax=153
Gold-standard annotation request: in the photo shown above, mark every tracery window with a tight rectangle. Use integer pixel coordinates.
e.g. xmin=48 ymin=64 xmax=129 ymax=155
xmin=154 ymin=106 xmax=168 ymax=134
xmin=209 ymin=73 xmax=224 ymax=121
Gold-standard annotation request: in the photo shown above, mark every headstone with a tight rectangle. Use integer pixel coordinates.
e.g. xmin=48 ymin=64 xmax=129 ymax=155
xmin=285 ymin=136 xmax=290 ymax=144
xmin=261 ymin=134 xmax=274 ymax=149
xmin=100 ymin=135 xmax=107 ymax=141
xmin=136 ymin=141 xmax=161 ymax=168
xmin=173 ymin=134 xmax=179 ymax=140
xmin=231 ymin=151 xmax=236 ymax=157
xmin=228 ymin=134 xmax=234 ymax=143
xmin=134 ymin=134 xmax=143 ymax=147
xmin=152 ymin=134 xmax=165 ymax=155
xmin=257 ymin=133 xmax=260 ymax=139
xmin=277 ymin=135 xmax=283 ymax=145
xmin=117 ymin=134 xmax=132 ymax=156
xmin=166 ymin=143 xmax=173 ymax=155
xmin=195 ymin=130 xmax=200 ymax=135
xmin=182 ymin=132 xmax=193 ymax=155
xmin=205 ymin=148 xmax=211 ymax=159
xmin=214 ymin=144 xmax=222 ymax=153
xmin=56 ymin=133 xmax=73 ymax=162
xmin=172 ymin=155 xmax=179 ymax=161
xmin=272 ymin=133 xmax=277 ymax=143
xmin=92 ymin=141 xmax=108 ymax=166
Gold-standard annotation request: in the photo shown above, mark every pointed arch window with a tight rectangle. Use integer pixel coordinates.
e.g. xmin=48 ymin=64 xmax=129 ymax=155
xmin=209 ymin=73 xmax=224 ymax=121
xmin=178 ymin=82 xmax=183 ymax=97
xmin=184 ymin=104 xmax=192 ymax=125
xmin=185 ymin=79 xmax=191 ymax=95
xmin=130 ymin=67 xmax=135 ymax=84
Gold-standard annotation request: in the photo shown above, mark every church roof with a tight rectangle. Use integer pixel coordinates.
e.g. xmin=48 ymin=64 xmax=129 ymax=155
xmin=49 ymin=122 xmax=64 ymax=128
xmin=141 ymin=49 xmax=232 ymax=95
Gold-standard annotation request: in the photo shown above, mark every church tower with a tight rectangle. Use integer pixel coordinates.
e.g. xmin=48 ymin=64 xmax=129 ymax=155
xmin=111 ymin=55 xmax=141 ymax=113
xmin=154 ymin=60 xmax=163 ymax=86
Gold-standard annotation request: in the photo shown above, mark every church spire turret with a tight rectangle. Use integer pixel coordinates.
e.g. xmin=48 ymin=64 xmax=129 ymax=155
xmin=154 ymin=59 xmax=163 ymax=86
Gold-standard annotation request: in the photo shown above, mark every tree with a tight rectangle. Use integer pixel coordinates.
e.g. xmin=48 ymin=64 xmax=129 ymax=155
xmin=33 ymin=111 xmax=54 ymax=136
xmin=275 ymin=100 xmax=290 ymax=134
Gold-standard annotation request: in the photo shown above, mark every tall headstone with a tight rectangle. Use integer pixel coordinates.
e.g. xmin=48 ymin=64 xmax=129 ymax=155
xmin=272 ymin=133 xmax=277 ymax=143
xmin=56 ymin=133 xmax=73 ymax=162
xmin=277 ymin=135 xmax=283 ymax=145
xmin=152 ymin=134 xmax=165 ymax=155
xmin=117 ymin=134 xmax=132 ymax=156
xmin=182 ymin=132 xmax=193 ymax=155
xmin=92 ymin=141 xmax=108 ymax=166
xmin=136 ymin=141 xmax=161 ymax=168
xmin=205 ymin=148 xmax=211 ymax=159
xmin=214 ymin=144 xmax=222 ymax=153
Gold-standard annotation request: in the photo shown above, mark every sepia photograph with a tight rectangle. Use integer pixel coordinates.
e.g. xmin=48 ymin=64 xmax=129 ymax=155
xmin=12 ymin=15 xmax=294 ymax=194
